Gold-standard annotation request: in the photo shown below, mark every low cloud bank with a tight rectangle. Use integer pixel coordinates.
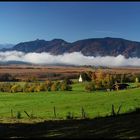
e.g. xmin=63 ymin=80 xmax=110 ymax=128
xmin=0 ymin=51 xmax=139 ymax=66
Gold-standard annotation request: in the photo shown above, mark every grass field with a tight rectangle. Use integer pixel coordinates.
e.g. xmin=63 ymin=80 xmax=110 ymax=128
xmin=0 ymin=82 xmax=140 ymax=122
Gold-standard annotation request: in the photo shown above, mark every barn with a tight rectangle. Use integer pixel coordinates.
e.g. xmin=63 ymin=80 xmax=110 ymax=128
xmin=112 ymin=83 xmax=129 ymax=90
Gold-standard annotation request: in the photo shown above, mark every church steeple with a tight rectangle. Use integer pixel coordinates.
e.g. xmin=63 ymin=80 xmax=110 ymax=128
xmin=79 ymin=74 xmax=83 ymax=82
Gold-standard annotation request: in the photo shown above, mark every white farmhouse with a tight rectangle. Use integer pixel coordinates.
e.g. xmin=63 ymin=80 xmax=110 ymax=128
xmin=79 ymin=74 xmax=83 ymax=82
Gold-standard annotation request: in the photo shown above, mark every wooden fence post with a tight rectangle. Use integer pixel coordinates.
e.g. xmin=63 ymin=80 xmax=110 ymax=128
xmin=81 ymin=107 xmax=86 ymax=119
xmin=11 ymin=109 xmax=13 ymax=118
xmin=53 ymin=106 xmax=56 ymax=118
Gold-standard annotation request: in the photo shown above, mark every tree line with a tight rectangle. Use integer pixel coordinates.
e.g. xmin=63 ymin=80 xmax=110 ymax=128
xmin=81 ymin=70 xmax=140 ymax=92
xmin=0 ymin=79 xmax=72 ymax=93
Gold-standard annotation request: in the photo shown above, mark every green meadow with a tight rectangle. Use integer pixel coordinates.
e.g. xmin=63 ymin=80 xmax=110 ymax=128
xmin=0 ymin=82 xmax=139 ymax=122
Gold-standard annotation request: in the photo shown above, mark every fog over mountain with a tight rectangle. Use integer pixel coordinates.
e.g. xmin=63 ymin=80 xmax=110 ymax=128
xmin=0 ymin=51 xmax=140 ymax=67
xmin=1 ymin=37 xmax=140 ymax=66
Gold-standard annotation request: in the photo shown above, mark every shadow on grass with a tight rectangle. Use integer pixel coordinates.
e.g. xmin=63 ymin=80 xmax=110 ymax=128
xmin=0 ymin=109 xmax=140 ymax=139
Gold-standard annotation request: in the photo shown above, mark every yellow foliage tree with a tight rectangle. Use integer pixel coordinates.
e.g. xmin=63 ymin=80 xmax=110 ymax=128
xmin=51 ymin=83 xmax=57 ymax=91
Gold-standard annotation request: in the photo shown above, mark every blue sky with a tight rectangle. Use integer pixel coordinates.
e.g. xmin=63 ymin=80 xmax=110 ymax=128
xmin=0 ymin=2 xmax=140 ymax=44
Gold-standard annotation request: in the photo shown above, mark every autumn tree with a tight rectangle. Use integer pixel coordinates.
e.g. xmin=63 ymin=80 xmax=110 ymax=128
xmin=85 ymin=82 xmax=95 ymax=92
xmin=45 ymin=80 xmax=52 ymax=91
xmin=11 ymin=84 xmax=22 ymax=93
xmin=88 ymin=69 xmax=115 ymax=91
xmin=81 ymin=72 xmax=92 ymax=81
xmin=51 ymin=83 xmax=57 ymax=91
xmin=60 ymin=82 xmax=72 ymax=91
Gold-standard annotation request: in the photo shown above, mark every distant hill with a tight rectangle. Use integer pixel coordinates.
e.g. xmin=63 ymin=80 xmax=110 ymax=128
xmin=1 ymin=37 xmax=140 ymax=58
xmin=0 ymin=61 xmax=31 ymax=65
xmin=0 ymin=44 xmax=14 ymax=49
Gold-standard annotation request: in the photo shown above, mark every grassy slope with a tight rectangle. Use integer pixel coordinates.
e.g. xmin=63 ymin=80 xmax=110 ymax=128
xmin=0 ymin=82 xmax=140 ymax=138
xmin=0 ymin=82 xmax=139 ymax=121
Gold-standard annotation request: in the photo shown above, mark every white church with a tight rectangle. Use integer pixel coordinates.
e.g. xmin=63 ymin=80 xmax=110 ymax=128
xmin=79 ymin=74 xmax=83 ymax=82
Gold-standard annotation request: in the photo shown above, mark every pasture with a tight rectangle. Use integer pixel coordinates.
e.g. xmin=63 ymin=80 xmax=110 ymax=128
xmin=0 ymin=82 xmax=139 ymax=122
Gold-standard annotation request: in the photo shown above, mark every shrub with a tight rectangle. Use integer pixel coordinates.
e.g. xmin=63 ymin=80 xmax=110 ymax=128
xmin=45 ymin=80 xmax=52 ymax=91
xmin=60 ymin=82 xmax=72 ymax=91
xmin=85 ymin=82 xmax=95 ymax=92
xmin=136 ymin=84 xmax=140 ymax=88
xmin=11 ymin=84 xmax=22 ymax=93
xmin=51 ymin=83 xmax=57 ymax=91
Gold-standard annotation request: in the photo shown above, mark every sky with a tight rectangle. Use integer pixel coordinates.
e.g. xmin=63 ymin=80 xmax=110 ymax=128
xmin=0 ymin=2 xmax=140 ymax=44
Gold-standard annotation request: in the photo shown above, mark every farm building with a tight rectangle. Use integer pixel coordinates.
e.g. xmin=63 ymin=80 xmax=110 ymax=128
xmin=112 ymin=83 xmax=129 ymax=90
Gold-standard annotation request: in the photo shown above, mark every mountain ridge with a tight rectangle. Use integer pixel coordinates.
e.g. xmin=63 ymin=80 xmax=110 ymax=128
xmin=1 ymin=37 xmax=140 ymax=58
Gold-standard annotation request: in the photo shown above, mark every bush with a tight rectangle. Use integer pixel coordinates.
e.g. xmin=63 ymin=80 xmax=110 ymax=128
xmin=51 ymin=83 xmax=57 ymax=91
xmin=85 ymin=82 xmax=95 ymax=92
xmin=60 ymin=82 xmax=72 ymax=91
xmin=45 ymin=80 xmax=52 ymax=91
xmin=136 ymin=84 xmax=140 ymax=88
xmin=0 ymin=82 xmax=13 ymax=92
xmin=11 ymin=84 xmax=22 ymax=93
